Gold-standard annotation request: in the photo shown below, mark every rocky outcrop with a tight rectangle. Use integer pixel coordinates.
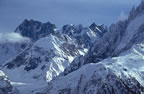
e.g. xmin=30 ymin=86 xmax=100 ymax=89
xmin=15 ymin=19 xmax=57 ymax=41
xmin=62 ymin=24 xmax=107 ymax=48
xmin=0 ymin=70 xmax=20 ymax=94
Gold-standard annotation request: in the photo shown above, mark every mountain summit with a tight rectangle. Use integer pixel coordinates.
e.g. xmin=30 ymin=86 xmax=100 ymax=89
xmin=15 ymin=19 xmax=57 ymax=41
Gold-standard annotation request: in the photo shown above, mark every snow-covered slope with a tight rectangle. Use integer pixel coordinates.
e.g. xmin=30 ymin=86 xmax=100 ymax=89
xmin=62 ymin=1 xmax=144 ymax=75
xmin=32 ymin=38 xmax=144 ymax=94
xmin=32 ymin=1 xmax=144 ymax=94
xmin=1 ymin=19 xmax=106 ymax=93
xmin=0 ymin=19 xmax=57 ymax=65
xmin=0 ymin=70 xmax=20 ymax=94
xmin=3 ymin=34 xmax=78 ymax=82
xmin=3 ymin=1 xmax=144 ymax=93
xmin=0 ymin=42 xmax=29 ymax=65
xmin=0 ymin=19 xmax=58 ymax=65
xmin=1 ymin=34 xmax=84 ymax=93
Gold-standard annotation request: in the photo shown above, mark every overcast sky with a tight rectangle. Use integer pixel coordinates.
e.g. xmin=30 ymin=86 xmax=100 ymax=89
xmin=0 ymin=0 xmax=141 ymax=32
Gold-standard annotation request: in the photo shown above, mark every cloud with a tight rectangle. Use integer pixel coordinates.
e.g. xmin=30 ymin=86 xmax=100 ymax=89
xmin=0 ymin=32 xmax=30 ymax=44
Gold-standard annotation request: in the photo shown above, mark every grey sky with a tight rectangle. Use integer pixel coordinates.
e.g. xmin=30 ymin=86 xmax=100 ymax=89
xmin=0 ymin=0 xmax=141 ymax=32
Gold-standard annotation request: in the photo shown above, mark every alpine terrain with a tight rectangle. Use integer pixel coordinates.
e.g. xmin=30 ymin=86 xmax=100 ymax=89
xmin=0 ymin=1 xmax=144 ymax=94
xmin=0 ymin=19 xmax=107 ymax=93
xmin=31 ymin=1 xmax=144 ymax=94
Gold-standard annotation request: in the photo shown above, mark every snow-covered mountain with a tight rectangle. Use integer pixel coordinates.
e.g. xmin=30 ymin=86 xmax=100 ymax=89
xmin=31 ymin=1 xmax=144 ymax=94
xmin=34 ymin=41 xmax=144 ymax=94
xmin=0 ymin=42 xmax=29 ymax=65
xmin=0 ymin=19 xmax=57 ymax=65
xmin=2 ymin=1 xmax=144 ymax=94
xmin=0 ymin=70 xmax=20 ymax=94
xmin=63 ymin=1 xmax=144 ymax=75
xmin=3 ymin=34 xmax=79 ymax=82
xmin=2 ymin=22 xmax=106 ymax=81
xmin=0 ymin=19 xmax=106 ymax=93
xmin=2 ymin=34 xmax=79 ymax=94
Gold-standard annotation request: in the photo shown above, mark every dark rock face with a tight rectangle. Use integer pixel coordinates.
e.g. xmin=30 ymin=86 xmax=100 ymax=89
xmin=128 ymin=1 xmax=144 ymax=22
xmin=15 ymin=19 xmax=56 ymax=41
xmin=63 ymin=20 xmax=128 ymax=76
xmin=61 ymin=43 xmax=79 ymax=56
xmin=84 ymin=20 xmax=128 ymax=64
xmin=62 ymin=24 xmax=81 ymax=36
xmin=5 ymin=47 xmax=30 ymax=70
xmin=82 ymin=74 xmax=144 ymax=94
xmin=63 ymin=55 xmax=84 ymax=76
xmin=0 ymin=71 xmax=20 ymax=94
xmin=0 ymin=19 xmax=56 ymax=65
xmin=62 ymin=1 xmax=144 ymax=76
xmin=0 ymin=42 xmax=30 ymax=65
xmin=15 ymin=19 xmax=107 ymax=50
xmin=62 ymin=24 xmax=107 ymax=48
xmin=85 ymin=1 xmax=144 ymax=65
xmin=4 ymin=46 xmax=46 ymax=71
xmin=24 ymin=57 xmax=41 ymax=71
xmin=89 ymin=23 xmax=107 ymax=37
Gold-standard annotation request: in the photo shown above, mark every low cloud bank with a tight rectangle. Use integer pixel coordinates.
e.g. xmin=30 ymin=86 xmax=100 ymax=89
xmin=0 ymin=32 xmax=30 ymax=43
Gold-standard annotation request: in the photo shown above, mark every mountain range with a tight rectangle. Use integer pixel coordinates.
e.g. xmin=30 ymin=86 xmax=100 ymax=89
xmin=1 ymin=1 xmax=144 ymax=94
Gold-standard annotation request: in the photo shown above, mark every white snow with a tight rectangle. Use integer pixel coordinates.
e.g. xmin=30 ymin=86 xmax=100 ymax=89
xmin=0 ymin=43 xmax=21 ymax=65
xmin=44 ymin=40 xmax=144 ymax=94
xmin=2 ymin=34 xmax=80 ymax=94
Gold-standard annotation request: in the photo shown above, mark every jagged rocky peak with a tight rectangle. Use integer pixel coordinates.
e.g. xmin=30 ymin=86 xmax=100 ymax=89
xmin=128 ymin=0 xmax=144 ymax=22
xmin=89 ymin=22 xmax=97 ymax=28
xmin=61 ymin=23 xmax=107 ymax=48
xmin=62 ymin=24 xmax=82 ymax=36
xmin=62 ymin=23 xmax=107 ymax=37
xmin=89 ymin=23 xmax=107 ymax=36
xmin=85 ymin=0 xmax=144 ymax=63
xmin=33 ymin=17 xmax=144 ymax=94
xmin=1 ymin=19 xmax=107 ymax=93
xmin=0 ymin=70 xmax=20 ymax=94
xmin=15 ymin=19 xmax=57 ymax=41
xmin=61 ymin=1 xmax=144 ymax=76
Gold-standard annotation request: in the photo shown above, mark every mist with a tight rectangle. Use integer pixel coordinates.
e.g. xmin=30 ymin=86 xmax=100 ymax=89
xmin=0 ymin=32 xmax=30 ymax=43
